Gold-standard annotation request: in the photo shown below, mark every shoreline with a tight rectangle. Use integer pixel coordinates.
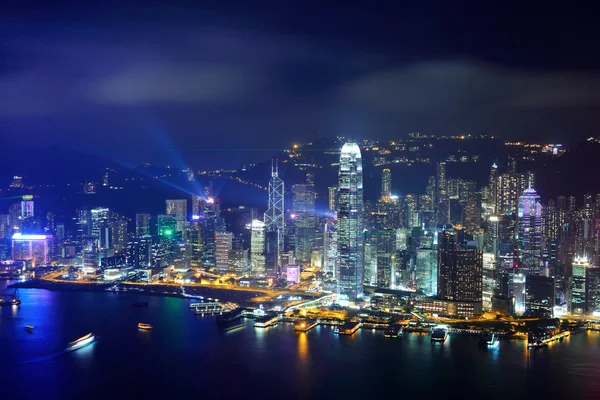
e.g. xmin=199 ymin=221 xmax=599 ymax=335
xmin=7 ymin=279 xmax=269 ymax=305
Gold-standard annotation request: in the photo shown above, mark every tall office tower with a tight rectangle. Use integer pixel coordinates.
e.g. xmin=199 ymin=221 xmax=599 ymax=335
xmin=250 ymin=219 xmax=266 ymax=275
xmin=337 ymin=140 xmax=364 ymax=301
xmin=567 ymin=196 xmax=576 ymax=212
xmin=56 ymin=223 xmax=65 ymax=242
xmin=264 ymin=160 xmax=285 ymax=274
xmin=90 ymin=207 xmax=110 ymax=247
xmin=127 ymin=235 xmax=153 ymax=269
xmin=112 ymin=218 xmax=128 ymax=252
xmin=404 ymin=194 xmax=418 ymax=228
xmin=525 ymin=275 xmax=555 ymax=317
xmin=188 ymin=221 xmax=202 ymax=266
xmin=513 ymin=272 xmax=527 ymax=315
xmin=416 ymin=246 xmax=437 ymax=295
xmin=482 ymin=253 xmax=496 ymax=310
xmin=364 ymin=229 xmax=396 ymax=289
xmin=436 ymin=162 xmax=447 ymax=201
xmin=136 ymin=213 xmax=151 ymax=236
xmin=11 ymin=233 xmax=53 ymax=267
xmin=437 ymin=229 xmax=483 ymax=303
xmin=328 ymin=186 xmax=337 ymax=213
xmin=323 ymin=218 xmax=338 ymax=277
xmin=215 ymin=232 xmax=233 ymax=272
xmin=586 ymin=265 xmax=600 ymax=314
xmin=517 ymin=188 xmax=543 ymax=274
xmin=157 ymin=215 xmax=177 ymax=237
xmin=572 ymin=257 xmax=590 ymax=314
xmin=424 ymin=176 xmax=436 ymax=212
xmin=507 ymin=154 xmax=517 ymax=174
xmin=192 ymin=195 xmax=202 ymax=217
xmin=21 ymin=200 xmax=34 ymax=218
xmin=381 ymin=168 xmax=392 ymax=198
xmin=0 ymin=214 xmax=9 ymax=240
xmin=464 ymin=192 xmax=482 ymax=233
xmin=292 ymin=182 xmax=316 ymax=266
xmin=489 ymin=163 xmax=498 ymax=213
xmin=166 ymin=199 xmax=187 ymax=234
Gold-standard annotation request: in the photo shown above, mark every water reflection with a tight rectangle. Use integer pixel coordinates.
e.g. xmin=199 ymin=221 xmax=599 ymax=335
xmin=297 ymin=332 xmax=308 ymax=363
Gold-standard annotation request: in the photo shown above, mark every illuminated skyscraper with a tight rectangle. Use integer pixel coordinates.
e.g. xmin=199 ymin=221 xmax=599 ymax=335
xmin=264 ymin=160 xmax=284 ymax=274
xmin=136 ymin=213 xmax=150 ymax=236
xmin=215 ymin=232 xmax=233 ymax=272
xmin=250 ymin=219 xmax=266 ymax=274
xmin=11 ymin=233 xmax=53 ymax=267
xmin=328 ymin=186 xmax=337 ymax=213
xmin=381 ymin=168 xmax=391 ymax=198
xmin=157 ymin=215 xmax=177 ymax=237
xmin=166 ymin=199 xmax=188 ymax=234
xmin=292 ymin=182 xmax=316 ymax=266
xmin=572 ymin=257 xmax=592 ymax=314
xmin=517 ymin=187 xmax=542 ymax=274
xmin=337 ymin=140 xmax=364 ymax=301
xmin=437 ymin=229 xmax=483 ymax=303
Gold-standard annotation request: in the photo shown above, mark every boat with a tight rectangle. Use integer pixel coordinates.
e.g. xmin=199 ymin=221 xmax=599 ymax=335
xmin=431 ymin=325 xmax=449 ymax=343
xmin=384 ymin=325 xmax=403 ymax=339
xmin=222 ymin=322 xmax=246 ymax=332
xmin=254 ymin=314 xmax=279 ymax=328
xmin=137 ymin=323 xmax=153 ymax=330
xmin=0 ymin=289 xmax=21 ymax=306
xmin=66 ymin=333 xmax=96 ymax=352
xmin=479 ymin=332 xmax=499 ymax=348
xmin=130 ymin=301 xmax=149 ymax=307
xmin=295 ymin=318 xmax=318 ymax=332
xmin=335 ymin=321 xmax=361 ymax=335
xmin=217 ymin=308 xmax=244 ymax=325
xmin=25 ymin=325 xmax=34 ymax=332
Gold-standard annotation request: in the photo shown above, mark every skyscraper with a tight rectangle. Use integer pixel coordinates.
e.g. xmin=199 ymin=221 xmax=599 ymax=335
xmin=337 ymin=140 xmax=364 ymax=301
xmin=264 ymin=160 xmax=284 ymax=274
xmin=381 ymin=168 xmax=391 ymax=198
xmin=437 ymin=229 xmax=483 ymax=303
xmin=292 ymin=182 xmax=316 ymax=266
xmin=166 ymin=199 xmax=187 ymax=234
xmin=136 ymin=213 xmax=150 ymax=236
xmin=250 ymin=219 xmax=266 ymax=275
xmin=328 ymin=186 xmax=337 ymax=213
xmin=517 ymin=187 xmax=542 ymax=274
xmin=215 ymin=232 xmax=233 ymax=272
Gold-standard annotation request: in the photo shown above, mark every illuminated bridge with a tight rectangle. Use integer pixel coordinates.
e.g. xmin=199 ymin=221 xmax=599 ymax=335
xmin=284 ymin=294 xmax=337 ymax=312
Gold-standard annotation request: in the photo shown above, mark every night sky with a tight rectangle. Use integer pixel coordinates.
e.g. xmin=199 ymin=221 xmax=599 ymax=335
xmin=1 ymin=2 xmax=599 ymax=168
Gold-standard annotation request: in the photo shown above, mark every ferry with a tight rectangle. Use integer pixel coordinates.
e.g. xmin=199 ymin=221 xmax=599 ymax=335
xmin=479 ymin=332 xmax=499 ymax=348
xmin=222 ymin=322 xmax=246 ymax=332
xmin=384 ymin=325 xmax=404 ymax=339
xmin=137 ymin=323 xmax=153 ymax=330
xmin=0 ymin=289 xmax=21 ymax=306
xmin=335 ymin=321 xmax=361 ymax=335
xmin=66 ymin=333 xmax=96 ymax=352
xmin=295 ymin=318 xmax=318 ymax=332
xmin=254 ymin=314 xmax=280 ymax=328
xmin=431 ymin=325 xmax=449 ymax=343
xmin=217 ymin=308 xmax=245 ymax=325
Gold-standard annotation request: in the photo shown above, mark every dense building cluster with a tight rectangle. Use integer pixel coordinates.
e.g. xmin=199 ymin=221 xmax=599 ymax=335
xmin=1 ymin=137 xmax=599 ymax=319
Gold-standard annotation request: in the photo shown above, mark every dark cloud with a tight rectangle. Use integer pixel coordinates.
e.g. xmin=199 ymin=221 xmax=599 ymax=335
xmin=1 ymin=2 xmax=600 ymax=167
xmin=340 ymin=61 xmax=600 ymax=113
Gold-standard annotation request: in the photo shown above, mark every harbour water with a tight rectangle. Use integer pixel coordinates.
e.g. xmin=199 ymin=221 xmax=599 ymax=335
xmin=1 ymin=284 xmax=600 ymax=399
